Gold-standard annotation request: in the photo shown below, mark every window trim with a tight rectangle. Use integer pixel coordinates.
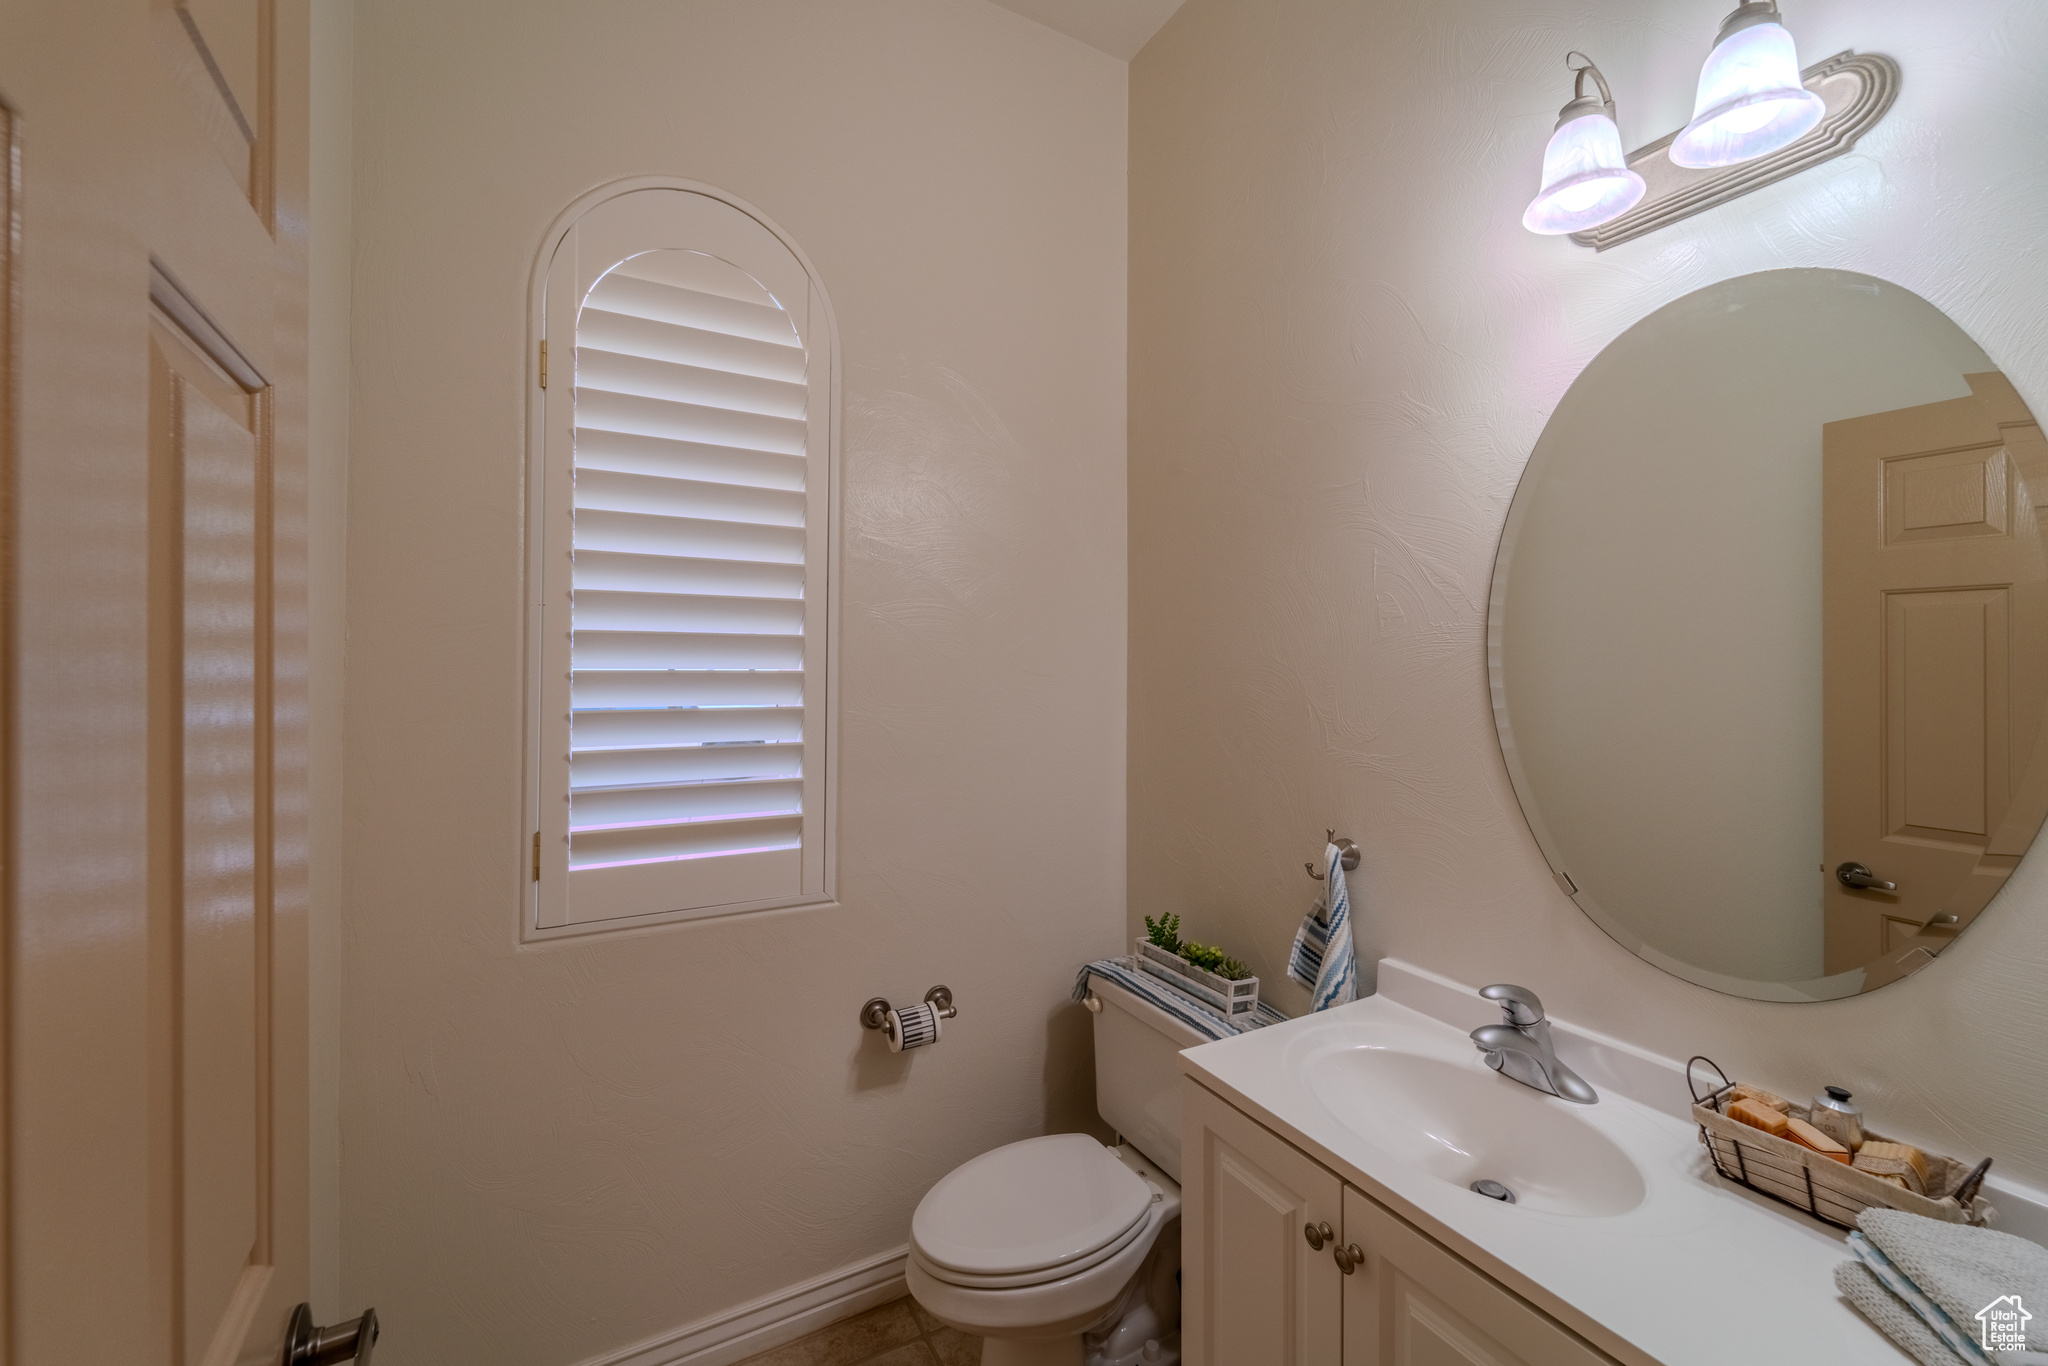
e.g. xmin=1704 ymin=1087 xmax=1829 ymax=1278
xmin=521 ymin=177 xmax=841 ymax=943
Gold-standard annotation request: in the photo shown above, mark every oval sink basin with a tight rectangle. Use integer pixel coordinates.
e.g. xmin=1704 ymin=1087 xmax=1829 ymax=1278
xmin=1304 ymin=1047 xmax=1647 ymax=1217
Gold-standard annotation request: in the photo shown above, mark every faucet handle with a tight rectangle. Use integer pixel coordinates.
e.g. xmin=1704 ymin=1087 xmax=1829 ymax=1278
xmin=1480 ymin=983 xmax=1545 ymax=1027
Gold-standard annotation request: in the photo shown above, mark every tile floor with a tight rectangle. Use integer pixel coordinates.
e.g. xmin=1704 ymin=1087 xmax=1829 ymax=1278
xmin=733 ymin=1295 xmax=980 ymax=1366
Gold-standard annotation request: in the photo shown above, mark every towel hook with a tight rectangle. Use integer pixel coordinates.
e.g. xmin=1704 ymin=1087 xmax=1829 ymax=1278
xmin=1306 ymin=830 xmax=1361 ymax=880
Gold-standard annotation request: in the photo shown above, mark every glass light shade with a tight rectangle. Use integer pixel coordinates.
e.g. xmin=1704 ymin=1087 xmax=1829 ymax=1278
xmin=1669 ymin=22 xmax=1825 ymax=168
xmin=1523 ymin=113 xmax=1646 ymax=235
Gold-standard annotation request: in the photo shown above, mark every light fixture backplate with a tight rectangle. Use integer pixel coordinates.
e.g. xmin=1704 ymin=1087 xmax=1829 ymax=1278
xmin=1568 ymin=50 xmax=1899 ymax=251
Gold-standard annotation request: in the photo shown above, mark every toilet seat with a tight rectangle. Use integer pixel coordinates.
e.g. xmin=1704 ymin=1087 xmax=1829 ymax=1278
xmin=912 ymin=1201 xmax=1153 ymax=1289
xmin=911 ymin=1135 xmax=1153 ymax=1281
xmin=906 ymin=1193 xmax=1178 ymax=1338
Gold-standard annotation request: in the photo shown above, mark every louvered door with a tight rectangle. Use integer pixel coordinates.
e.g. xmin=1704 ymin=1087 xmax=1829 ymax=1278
xmin=531 ymin=187 xmax=834 ymax=934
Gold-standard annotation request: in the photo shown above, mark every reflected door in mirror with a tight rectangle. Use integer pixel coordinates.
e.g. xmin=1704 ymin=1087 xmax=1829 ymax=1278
xmin=1823 ymin=373 xmax=2048 ymax=981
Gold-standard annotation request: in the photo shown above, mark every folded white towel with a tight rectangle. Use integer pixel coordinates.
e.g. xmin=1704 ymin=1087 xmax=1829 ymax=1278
xmin=1837 ymin=1260 xmax=1972 ymax=1366
xmin=1286 ymin=842 xmax=1356 ymax=1011
xmin=1861 ymin=1209 xmax=2048 ymax=1359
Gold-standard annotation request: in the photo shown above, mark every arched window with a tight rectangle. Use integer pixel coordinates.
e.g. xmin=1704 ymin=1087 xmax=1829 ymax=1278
xmin=527 ymin=184 xmax=836 ymax=936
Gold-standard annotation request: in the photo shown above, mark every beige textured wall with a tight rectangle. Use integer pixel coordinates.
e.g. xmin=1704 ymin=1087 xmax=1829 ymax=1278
xmin=341 ymin=5 xmax=1126 ymax=1364
xmin=1131 ymin=0 xmax=2048 ymax=1184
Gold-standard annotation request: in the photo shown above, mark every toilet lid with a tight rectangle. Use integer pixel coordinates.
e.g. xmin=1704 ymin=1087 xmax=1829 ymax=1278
xmin=911 ymin=1135 xmax=1153 ymax=1277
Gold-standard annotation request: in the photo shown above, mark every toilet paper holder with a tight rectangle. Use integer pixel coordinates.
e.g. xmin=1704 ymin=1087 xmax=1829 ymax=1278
xmin=861 ymin=987 xmax=956 ymax=1053
xmin=860 ymin=986 xmax=956 ymax=1031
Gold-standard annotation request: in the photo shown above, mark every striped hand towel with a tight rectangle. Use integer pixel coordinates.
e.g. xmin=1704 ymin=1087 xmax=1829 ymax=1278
xmin=1287 ymin=841 xmax=1358 ymax=1011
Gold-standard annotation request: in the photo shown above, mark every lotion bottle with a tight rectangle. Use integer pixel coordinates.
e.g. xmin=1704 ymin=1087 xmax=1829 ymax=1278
xmin=1810 ymin=1085 xmax=1865 ymax=1151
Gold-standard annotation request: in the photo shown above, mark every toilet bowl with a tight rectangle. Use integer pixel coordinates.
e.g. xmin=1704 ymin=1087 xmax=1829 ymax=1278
xmin=907 ymin=1137 xmax=1180 ymax=1365
xmin=907 ymin=973 xmax=1205 ymax=1366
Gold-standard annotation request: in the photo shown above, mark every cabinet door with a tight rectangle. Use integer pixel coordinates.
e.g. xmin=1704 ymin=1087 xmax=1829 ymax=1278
xmin=1340 ymin=1187 xmax=1615 ymax=1366
xmin=1183 ymin=1079 xmax=1346 ymax=1366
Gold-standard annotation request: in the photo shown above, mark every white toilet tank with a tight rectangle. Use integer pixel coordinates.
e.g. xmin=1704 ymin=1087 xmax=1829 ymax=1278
xmin=1087 ymin=972 xmax=1210 ymax=1183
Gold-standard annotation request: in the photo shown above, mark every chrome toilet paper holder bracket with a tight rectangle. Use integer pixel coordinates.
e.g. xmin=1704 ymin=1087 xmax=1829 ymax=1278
xmin=861 ymin=985 xmax=956 ymax=1030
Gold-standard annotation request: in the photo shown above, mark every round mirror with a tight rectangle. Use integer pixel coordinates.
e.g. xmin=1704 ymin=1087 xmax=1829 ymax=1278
xmin=1491 ymin=269 xmax=2048 ymax=1001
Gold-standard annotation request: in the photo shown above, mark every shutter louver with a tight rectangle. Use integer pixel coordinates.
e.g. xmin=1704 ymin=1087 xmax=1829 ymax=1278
xmin=569 ymin=256 xmax=809 ymax=876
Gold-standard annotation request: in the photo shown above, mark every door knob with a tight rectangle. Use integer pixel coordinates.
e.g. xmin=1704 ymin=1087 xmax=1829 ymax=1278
xmin=1333 ymin=1242 xmax=1363 ymax=1274
xmin=284 ymin=1304 xmax=379 ymax=1366
xmin=1836 ymin=862 xmax=1897 ymax=892
xmin=1303 ymin=1220 xmax=1332 ymax=1251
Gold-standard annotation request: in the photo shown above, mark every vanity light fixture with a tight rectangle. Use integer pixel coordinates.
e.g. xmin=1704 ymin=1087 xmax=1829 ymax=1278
xmin=1519 ymin=18 xmax=1899 ymax=250
xmin=1669 ymin=1 xmax=1826 ymax=168
xmin=1522 ymin=54 xmax=1646 ymax=236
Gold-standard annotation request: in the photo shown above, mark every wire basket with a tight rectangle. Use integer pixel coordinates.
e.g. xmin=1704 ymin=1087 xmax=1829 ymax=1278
xmin=1688 ymin=1057 xmax=1994 ymax=1231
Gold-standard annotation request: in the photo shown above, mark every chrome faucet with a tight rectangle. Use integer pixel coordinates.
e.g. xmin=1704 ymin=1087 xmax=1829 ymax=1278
xmin=1470 ymin=984 xmax=1598 ymax=1105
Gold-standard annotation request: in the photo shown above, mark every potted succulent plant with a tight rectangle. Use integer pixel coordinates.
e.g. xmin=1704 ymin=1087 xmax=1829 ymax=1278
xmin=1133 ymin=913 xmax=1260 ymax=1020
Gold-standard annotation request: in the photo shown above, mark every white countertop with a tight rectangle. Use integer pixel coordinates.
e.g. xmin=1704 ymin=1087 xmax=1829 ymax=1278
xmin=1176 ymin=983 xmax=1914 ymax=1366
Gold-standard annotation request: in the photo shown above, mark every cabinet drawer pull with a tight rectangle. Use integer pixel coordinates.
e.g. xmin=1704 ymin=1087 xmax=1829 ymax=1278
xmin=1333 ymin=1242 xmax=1363 ymax=1274
xmin=1304 ymin=1220 xmax=1332 ymax=1251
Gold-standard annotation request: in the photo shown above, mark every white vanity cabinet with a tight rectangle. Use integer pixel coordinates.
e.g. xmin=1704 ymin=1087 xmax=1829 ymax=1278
xmin=1339 ymin=1187 xmax=1617 ymax=1366
xmin=1183 ymin=1079 xmax=1618 ymax=1366
xmin=1182 ymin=1075 xmax=1345 ymax=1363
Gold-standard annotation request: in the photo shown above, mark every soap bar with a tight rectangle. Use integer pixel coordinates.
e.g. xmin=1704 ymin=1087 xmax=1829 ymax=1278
xmin=1730 ymin=1097 xmax=1791 ymax=1136
xmin=1855 ymin=1141 xmax=1930 ymax=1194
xmin=1730 ymin=1083 xmax=1793 ymax=1113
xmin=1858 ymin=1141 xmax=1929 ymax=1184
xmin=1785 ymin=1116 xmax=1853 ymax=1163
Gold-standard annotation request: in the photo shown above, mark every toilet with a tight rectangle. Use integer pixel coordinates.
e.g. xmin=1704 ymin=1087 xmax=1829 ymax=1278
xmin=906 ymin=970 xmax=1206 ymax=1366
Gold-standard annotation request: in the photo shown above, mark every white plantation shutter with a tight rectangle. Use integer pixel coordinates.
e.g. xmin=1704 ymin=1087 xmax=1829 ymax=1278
xmin=530 ymin=187 xmax=834 ymax=933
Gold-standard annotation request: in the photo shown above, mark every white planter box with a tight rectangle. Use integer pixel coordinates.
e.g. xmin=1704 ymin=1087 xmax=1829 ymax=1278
xmin=1133 ymin=939 xmax=1260 ymax=1020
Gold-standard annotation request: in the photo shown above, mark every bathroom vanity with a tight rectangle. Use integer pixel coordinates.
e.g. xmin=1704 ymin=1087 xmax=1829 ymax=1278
xmin=1160 ymin=264 xmax=2048 ymax=1366
xmin=1175 ymin=966 xmax=1920 ymax=1366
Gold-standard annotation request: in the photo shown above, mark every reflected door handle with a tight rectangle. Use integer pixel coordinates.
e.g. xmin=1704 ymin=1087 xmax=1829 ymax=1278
xmin=285 ymin=1304 xmax=379 ymax=1366
xmin=1836 ymin=862 xmax=1897 ymax=892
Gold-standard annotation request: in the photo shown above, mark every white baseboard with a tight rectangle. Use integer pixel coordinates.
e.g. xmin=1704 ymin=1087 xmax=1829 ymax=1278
xmin=573 ymin=1244 xmax=911 ymax=1366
